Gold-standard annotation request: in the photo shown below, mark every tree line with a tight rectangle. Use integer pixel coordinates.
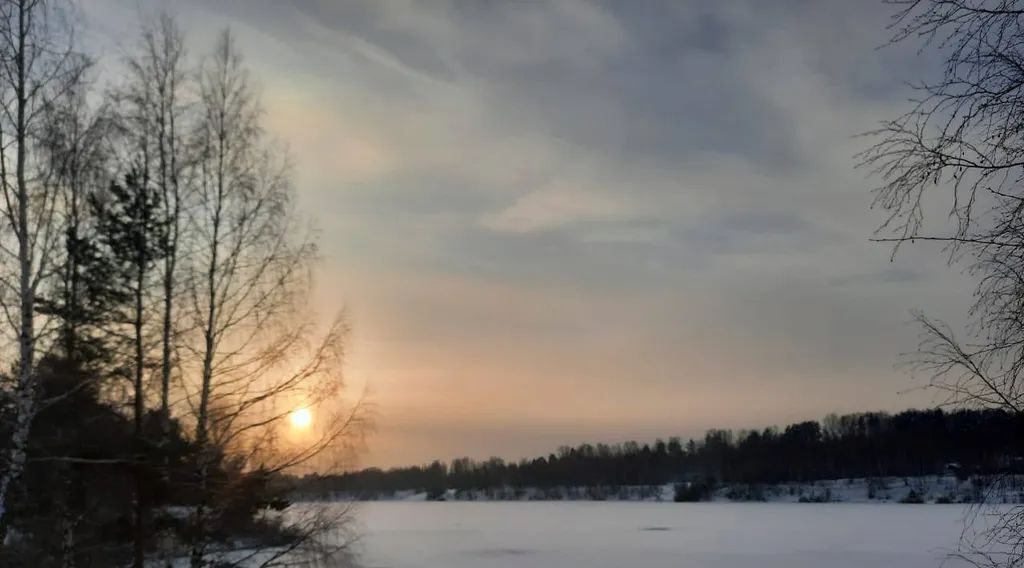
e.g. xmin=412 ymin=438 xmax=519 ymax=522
xmin=303 ymin=408 xmax=1024 ymax=498
xmin=0 ymin=2 xmax=364 ymax=566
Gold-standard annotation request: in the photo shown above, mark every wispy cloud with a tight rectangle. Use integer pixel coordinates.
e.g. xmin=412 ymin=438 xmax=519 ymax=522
xmin=85 ymin=0 xmax=975 ymax=467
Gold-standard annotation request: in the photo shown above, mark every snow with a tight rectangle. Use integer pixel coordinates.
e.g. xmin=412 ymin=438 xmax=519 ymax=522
xmin=349 ymin=501 xmax=980 ymax=568
xmin=346 ymin=475 xmax=1024 ymax=504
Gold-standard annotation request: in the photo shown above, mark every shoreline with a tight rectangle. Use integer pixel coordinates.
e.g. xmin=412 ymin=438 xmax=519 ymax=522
xmin=297 ymin=474 xmax=1024 ymax=505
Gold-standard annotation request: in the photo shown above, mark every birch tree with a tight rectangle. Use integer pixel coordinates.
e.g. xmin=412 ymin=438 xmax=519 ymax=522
xmin=863 ymin=1 xmax=1024 ymax=565
xmin=0 ymin=0 xmax=88 ymax=535
xmin=122 ymin=12 xmax=190 ymax=454
xmin=115 ymin=16 xmax=193 ymax=564
xmin=34 ymin=56 xmax=119 ymax=567
xmin=36 ymin=70 xmax=114 ymax=368
xmin=185 ymin=30 xmax=366 ymax=566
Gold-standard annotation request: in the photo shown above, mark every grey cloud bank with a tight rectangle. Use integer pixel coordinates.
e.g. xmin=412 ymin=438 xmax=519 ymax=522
xmin=86 ymin=0 xmax=973 ymax=467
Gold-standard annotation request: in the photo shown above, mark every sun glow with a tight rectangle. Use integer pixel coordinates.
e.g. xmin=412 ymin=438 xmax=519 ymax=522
xmin=289 ymin=407 xmax=312 ymax=430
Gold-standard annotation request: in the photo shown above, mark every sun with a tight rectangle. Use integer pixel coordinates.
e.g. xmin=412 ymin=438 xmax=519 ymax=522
xmin=289 ymin=407 xmax=312 ymax=430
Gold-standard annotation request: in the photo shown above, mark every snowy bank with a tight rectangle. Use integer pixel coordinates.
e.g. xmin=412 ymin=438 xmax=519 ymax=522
xmin=311 ymin=475 xmax=1024 ymax=504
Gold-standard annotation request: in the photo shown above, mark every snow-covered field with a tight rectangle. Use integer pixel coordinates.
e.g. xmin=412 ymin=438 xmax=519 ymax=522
xmin=350 ymin=501 xmax=980 ymax=568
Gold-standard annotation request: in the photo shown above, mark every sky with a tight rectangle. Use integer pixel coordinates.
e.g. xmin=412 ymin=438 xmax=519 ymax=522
xmin=82 ymin=0 xmax=975 ymax=468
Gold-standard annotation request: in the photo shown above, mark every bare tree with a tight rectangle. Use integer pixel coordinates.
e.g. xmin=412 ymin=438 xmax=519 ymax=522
xmin=114 ymin=16 xmax=195 ymax=565
xmin=862 ymin=1 xmax=1024 ymax=564
xmin=0 ymin=0 xmax=88 ymax=536
xmin=34 ymin=57 xmax=120 ymax=567
xmin=122 ymin=12 xmax=190 ymax=456
xmin=0 ymin=9 xmax=366 ymax=561
xmin=862 ymin=0 xmax=1024 ymax=413
xmin=37 ymin=68 xmax=113 ymax=366
xmin=184 ymin=29 xmax=367 ymax=566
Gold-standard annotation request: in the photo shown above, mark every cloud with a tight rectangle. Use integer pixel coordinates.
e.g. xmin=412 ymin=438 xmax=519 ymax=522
xmin=82 ymin=0 xmax=976 ymax=467
xmin=480 ymin=183 xmax=632 ymax=234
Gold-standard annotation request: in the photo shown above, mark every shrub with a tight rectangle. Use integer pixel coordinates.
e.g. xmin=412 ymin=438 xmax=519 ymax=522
xmin=900 ymin=490 xmax=924 ymax=504
xmin=799 ymin=488 xmax=832 ymax=503
xmin=674 ymin=480 xmax=715 ymax=502
xmin=724 ymin=484 xmax=766 ymax=502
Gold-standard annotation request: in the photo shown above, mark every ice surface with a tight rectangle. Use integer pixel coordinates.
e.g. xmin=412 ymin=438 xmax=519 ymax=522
xmin=349 ymin=501 xmax=977 ymax=568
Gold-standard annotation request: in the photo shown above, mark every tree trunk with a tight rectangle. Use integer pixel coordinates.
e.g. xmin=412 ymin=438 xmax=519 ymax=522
xmin=0 ymin=0 xmax=36 ymax=534
xmin=133 ymin=259 xmax=145 ymax=567
xmin=132 ymin=169 xmax=151 ymax=567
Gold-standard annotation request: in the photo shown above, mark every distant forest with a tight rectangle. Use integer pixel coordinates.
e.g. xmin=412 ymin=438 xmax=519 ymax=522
xmin=298 ymin=408 xmax=1024 ymax=498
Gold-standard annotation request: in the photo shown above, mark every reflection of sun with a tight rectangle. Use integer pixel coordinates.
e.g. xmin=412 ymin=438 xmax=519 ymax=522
xmin=289 ymin=407 xmax=312 ymax=430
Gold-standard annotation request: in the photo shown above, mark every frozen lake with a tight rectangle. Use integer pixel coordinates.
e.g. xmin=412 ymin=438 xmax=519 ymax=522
xmin=350 ymin=501 xmax=977 ymax=568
